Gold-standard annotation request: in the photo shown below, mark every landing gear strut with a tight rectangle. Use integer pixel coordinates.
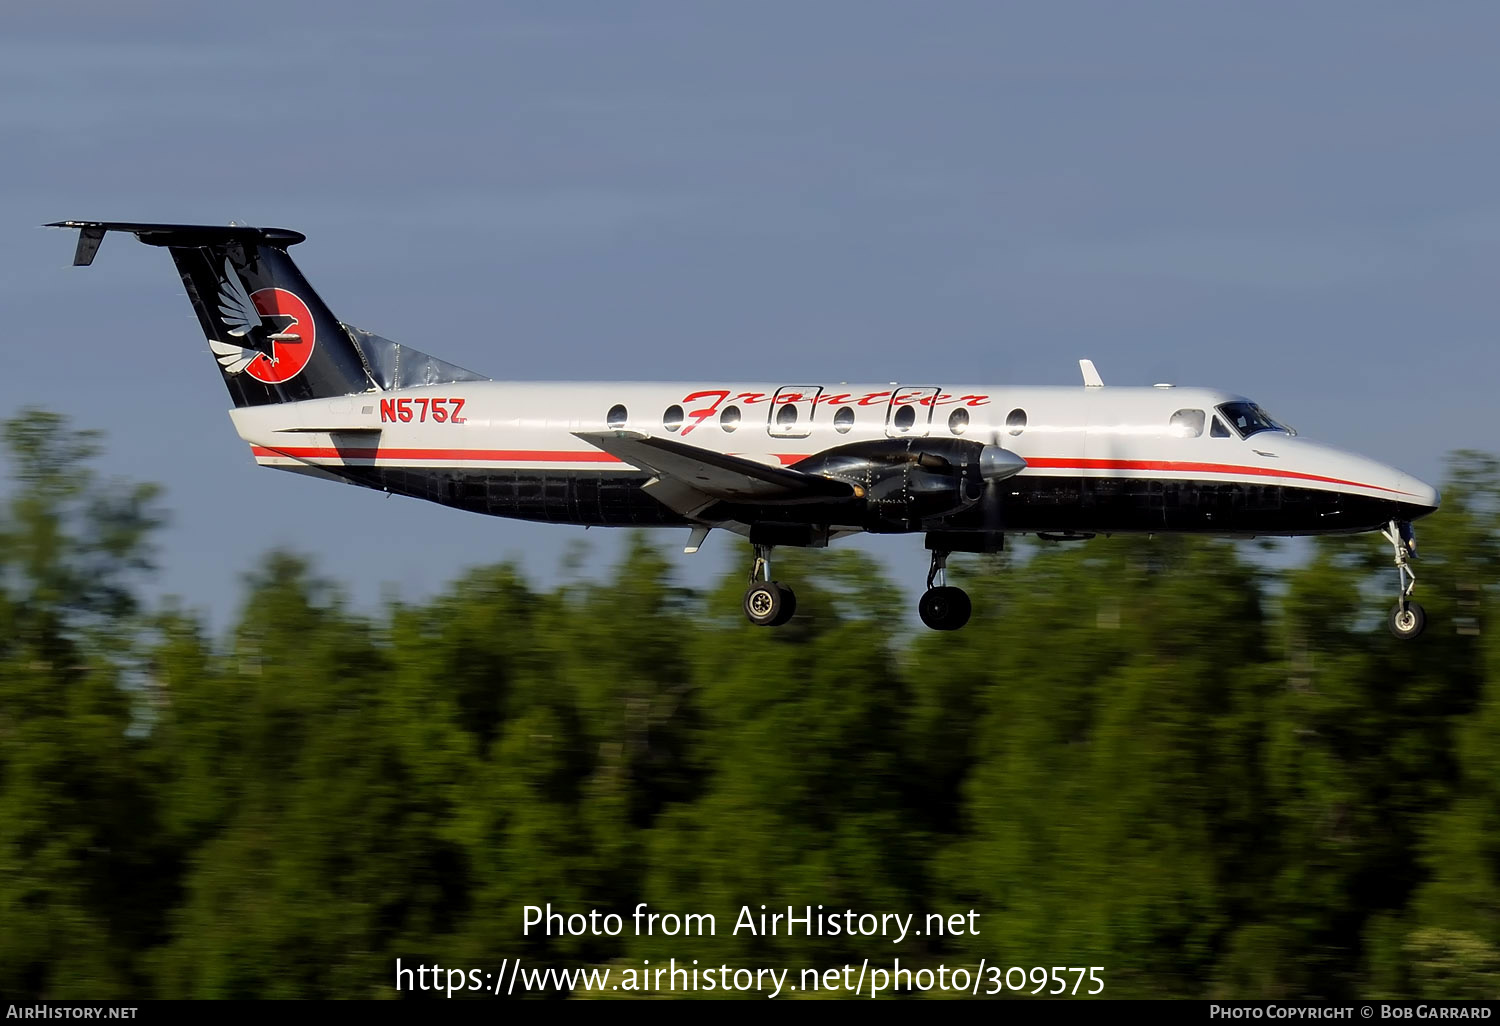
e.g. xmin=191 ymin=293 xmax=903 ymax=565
xmin=919 ymin=549 xmax=971 ymax=631
xmin=1382 ymin=520 xmax=1426 ymax=640
xmin=743 ymin=544 xmax=796 ymax=627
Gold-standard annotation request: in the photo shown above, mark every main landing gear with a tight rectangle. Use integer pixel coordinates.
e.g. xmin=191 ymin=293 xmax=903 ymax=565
xmin=919 ymin=549 xmax=971 ymax=631
xmin=743 ymin=544 xmax=797 ymax=627
xmin=1382 ymin=519 xmax=1426 ymax=640
xmin=740 ymin=543 xmax=973 ymax=631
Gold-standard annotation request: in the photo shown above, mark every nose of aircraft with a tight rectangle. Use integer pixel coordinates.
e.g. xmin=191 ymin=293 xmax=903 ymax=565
xmin=1271 ymin=436 xmax=1439 ymax=519
xmin=1397 ymin=473 xmax=1441 ymax=512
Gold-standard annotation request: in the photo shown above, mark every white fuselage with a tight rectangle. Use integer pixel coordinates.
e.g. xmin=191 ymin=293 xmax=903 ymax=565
xmin=229 ymin=379 xmax=1438 ymax=540
xmin=235 ymin=382 xmax=1430 ymax=492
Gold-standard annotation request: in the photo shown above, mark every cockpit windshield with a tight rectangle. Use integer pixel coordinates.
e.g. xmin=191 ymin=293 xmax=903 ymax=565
xmin=1216 ymin=401 xmax=1292 ymax=439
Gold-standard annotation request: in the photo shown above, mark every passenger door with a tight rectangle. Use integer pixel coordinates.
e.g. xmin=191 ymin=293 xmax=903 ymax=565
xmin=767 ymin=385 xmax=821 ymax=439
xmin=885 ymin=386 xmax=941 ymax=437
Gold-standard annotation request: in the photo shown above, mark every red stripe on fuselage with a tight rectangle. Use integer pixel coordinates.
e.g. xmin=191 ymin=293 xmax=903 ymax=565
xmin=252 ymin=445 xmax=624 ymax=463
xmin=1023 ymin=457 xmax=1408 ymax=495
xmin=251 ymin=445 xmax=815 ymax=465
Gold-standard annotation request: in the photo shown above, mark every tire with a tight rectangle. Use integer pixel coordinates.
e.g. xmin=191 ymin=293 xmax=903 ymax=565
xmin=770 ymin=584 xmax=797 ymax=626
xmin=1388 ymin=601 xmax=1426 ymax=640
xmin=919 ymin=586 xmax=972 ymax=631
xmin=946 ymin=587 xmax=972 ymax=630
xmin=744 ymin=581 xmax=786 ymax=627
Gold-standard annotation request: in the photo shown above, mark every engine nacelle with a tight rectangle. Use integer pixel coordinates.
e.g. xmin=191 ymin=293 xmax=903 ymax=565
xmin=796 ymin=437 xmax=1026 ymax=529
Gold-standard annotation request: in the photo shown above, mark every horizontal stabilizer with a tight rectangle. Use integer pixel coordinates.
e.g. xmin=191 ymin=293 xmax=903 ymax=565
xmin=573 ymin=430 xmax=854 ymax=505
xmin=45 ymin=221 xmax=306 ymax=265
xmin=46 ymin=219 xmax=433 ymax=410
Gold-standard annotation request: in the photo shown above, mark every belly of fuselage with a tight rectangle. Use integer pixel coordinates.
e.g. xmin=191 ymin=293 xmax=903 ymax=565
xmin=975 ymin=475 xmax=1417 ymax=536
xmin=298 ymin=464 xmax=1417 ymax=538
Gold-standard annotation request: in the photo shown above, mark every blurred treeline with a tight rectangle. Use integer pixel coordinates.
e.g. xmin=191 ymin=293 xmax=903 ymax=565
xmin=3 ymin=409 xmax=1499 ymax=1001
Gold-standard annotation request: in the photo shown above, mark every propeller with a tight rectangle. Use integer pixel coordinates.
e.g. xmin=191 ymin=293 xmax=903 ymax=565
xmin=979 ymin=424 xmax=1015 ymax=539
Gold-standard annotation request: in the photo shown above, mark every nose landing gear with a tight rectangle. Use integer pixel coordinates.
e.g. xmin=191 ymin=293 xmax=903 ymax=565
xmin=919 ymin=549 xmax=972 ymax=631
xmin=1382 ymin=520 xmax=1426 ymax=640
xmin=743 ymin=544 xmax=796 ymax=627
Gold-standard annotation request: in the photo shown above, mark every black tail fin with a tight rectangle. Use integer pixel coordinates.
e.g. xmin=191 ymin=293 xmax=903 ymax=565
xmin=48 ymin=220 xmax=378 ymax=407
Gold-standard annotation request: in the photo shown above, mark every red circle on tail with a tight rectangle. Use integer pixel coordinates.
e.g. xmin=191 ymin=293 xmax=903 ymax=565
xmin=245 ymin=288 xmax=316 ymax=384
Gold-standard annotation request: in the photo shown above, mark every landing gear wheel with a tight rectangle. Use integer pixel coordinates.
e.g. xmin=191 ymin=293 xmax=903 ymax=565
xmin=919 ymin=586 xmax=972 ymax=631
xmin=1388 ymin=602 xmax=1426 ymax=640
xmin=745 ymin=581 xmax=795 ymax=627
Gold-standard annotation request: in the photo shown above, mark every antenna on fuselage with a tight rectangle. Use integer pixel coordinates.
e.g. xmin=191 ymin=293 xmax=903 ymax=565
xmin=1079 ymin=359 xmax=1104 ymax=388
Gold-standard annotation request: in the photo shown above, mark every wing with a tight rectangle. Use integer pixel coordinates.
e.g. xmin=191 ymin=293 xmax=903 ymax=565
xmin=216 ymin=257 xmax=261 ymax=338
xmin=573 ymin=430 xmax=854 ymax=515
xmin=209 ymin=338 xmax=258 ymax=374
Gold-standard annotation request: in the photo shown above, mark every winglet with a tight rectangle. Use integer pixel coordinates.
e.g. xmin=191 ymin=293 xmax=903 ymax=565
xmin=71 ymin=226 xmax=106 ymax=266
xmin=1079 ymin=359 xmax=1104 ymax=388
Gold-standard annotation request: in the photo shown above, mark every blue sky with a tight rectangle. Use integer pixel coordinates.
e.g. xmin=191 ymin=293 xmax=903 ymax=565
xmin=4 ymin=2 xmax=1497 ymax=625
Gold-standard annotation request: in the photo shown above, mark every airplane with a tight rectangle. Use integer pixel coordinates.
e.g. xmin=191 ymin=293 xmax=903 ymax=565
xmin=46 ymin=220 xmax=1441 ymax=638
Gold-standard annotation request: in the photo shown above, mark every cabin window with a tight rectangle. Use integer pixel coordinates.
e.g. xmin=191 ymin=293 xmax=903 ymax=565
xmin=948 ymin=408 xmax=969 ymax=435
xmin=663 ymin=405 xmax=685 ymax=432
xmin=1210 ymin=415 xmax=1231 ymax=438
xmin=776 ymin=403 xmax=799 ymax=429
xmin=720 ymin=405 xmax=741 ymax=432
xmin=1006 ymin=408 xmax=1027 ymax=436
xmin=1169 ymin=409 xmax=1205 ymax=438
xmin=834 ymin=406 xmax=855 ymax=433
xmin=606 ymin=404 xmax=628 ymax=428
xmin=892 ymin=404 xmax=917 ymax=432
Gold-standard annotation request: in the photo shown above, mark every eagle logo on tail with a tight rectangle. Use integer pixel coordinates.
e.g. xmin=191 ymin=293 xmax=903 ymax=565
xmin=209 ymin=258 xmax=317 ymax=384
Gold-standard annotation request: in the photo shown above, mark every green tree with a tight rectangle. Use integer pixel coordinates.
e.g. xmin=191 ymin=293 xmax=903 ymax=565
xmin=930 ymin=538 xmax=1272 ymax=997
xmin=1367 ymin=454 xmax=1500 ymax=999
xmin=639 ymin=549 xmax=923 ymax=968
xmin=0 ymin=410 xmax=168 ymax=998
xmin=152 ymin=556 xmax=464 ymax=997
